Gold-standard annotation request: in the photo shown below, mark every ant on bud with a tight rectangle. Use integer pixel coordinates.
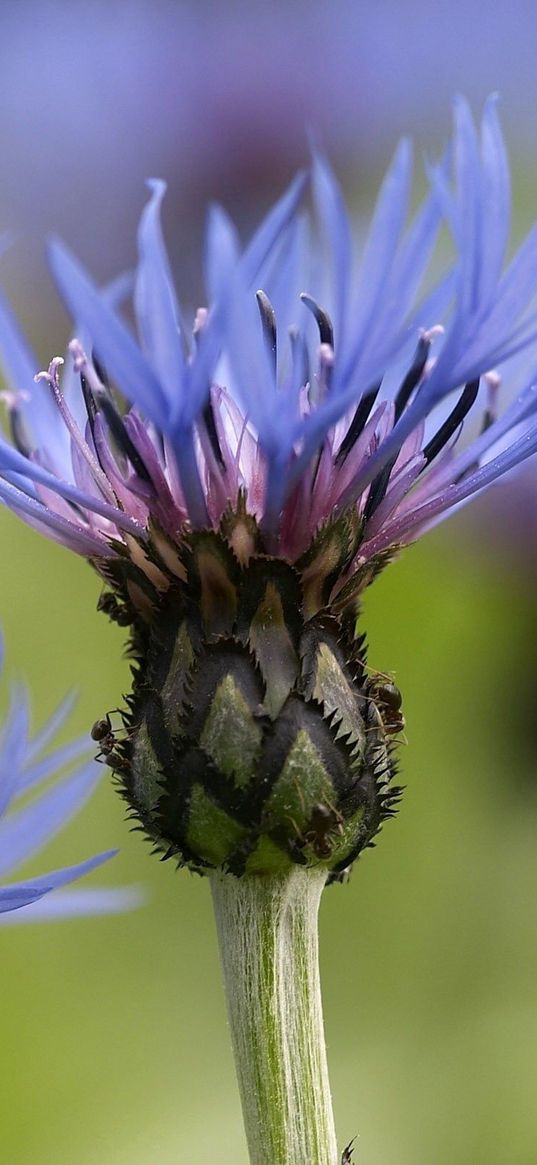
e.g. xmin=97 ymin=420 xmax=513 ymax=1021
xmin=303 ymin=802 xmax=345 ymax=860
xmin=375 ymin=681 xmax=405 ymax=736
xmin=364 ymin=668 xmax=405 ymax=737
xmin=97 ymin=591 xmax=132 ymax=627
xmin=90 ymin=713 xmax=128 ymax=771
xmin=288 ymin=782 xmax=345 ymax=860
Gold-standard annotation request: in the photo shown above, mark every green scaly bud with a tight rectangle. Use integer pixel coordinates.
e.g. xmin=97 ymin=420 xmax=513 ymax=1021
xmin=97 ymin=506 xmax=403 ymax=880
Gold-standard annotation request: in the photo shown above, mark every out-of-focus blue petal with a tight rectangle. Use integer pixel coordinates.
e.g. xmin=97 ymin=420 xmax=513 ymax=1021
xmin=0 ymin=290 xmax=69 ymax=470
xmin=477 ymin=95 xmax=511 ymax=309
xmin=2 ymin=849 xmax=117 ymax=907
xmin=241 ymin=170 xmax=308 ymax=285
xmin=17 ymin=736 xmax=91 ymax=795
xmin=0 ymin=683 xmax=30 ymax=815
xmin=0 ymin=759 xmax=102 ymax=877
xmin=0 ymin=884 xmax=143 ymax=922
xmin=23 ymin=690 xmax=77 ymax=764
xmin=0 ymin=639 xmax=138 ymax=921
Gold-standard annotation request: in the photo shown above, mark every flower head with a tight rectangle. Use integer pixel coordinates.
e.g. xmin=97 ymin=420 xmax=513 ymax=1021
xmin=1 ymin=98 xmax=536 ymax=880
xmin=0 ymin=635 xmax=137 ymax=919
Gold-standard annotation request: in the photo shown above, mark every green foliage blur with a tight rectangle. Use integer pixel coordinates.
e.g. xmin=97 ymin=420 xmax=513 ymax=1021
xmin=2 ymin=3 xmax=537 ymax=1160
xmin=1 ymin=500 xmax=536 ymax=1165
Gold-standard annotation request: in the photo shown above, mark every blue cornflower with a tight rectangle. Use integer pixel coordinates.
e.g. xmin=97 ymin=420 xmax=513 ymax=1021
xmin=0 ymin=97 xmax=536 ymax=881
xmin=0 ymin=634 xmax=136 ymax=919
xmin=0 ymin=98 xmax=535 ymax=580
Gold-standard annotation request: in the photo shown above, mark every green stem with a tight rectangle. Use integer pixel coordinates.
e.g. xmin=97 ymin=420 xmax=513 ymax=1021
xmin=210 ymin=867 xmax=339 ymax=1165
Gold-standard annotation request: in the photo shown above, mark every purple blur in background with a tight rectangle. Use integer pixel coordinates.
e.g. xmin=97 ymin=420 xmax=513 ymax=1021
xmin=1 ymin=0 xmax=537 ymax=335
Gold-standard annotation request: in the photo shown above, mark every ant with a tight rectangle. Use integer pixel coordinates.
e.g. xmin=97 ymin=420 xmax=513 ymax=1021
xmin=303 ymin=802 xmax=345 ymax=859
xmin=375 ymin=681 xmax=405 ymax=736
xmin=97 ymin=591 xmax=132 ymax=627
xmin=363 ymin=665 xmax=405 ymax=737
xmin=289 ymin=787 xmax=345 ymax=860
xmin=90 ymin=712 xmax=128 ymax=770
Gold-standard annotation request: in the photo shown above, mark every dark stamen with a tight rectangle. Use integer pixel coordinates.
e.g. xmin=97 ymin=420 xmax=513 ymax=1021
xmin=336 ymin=383 xmax=381 ymax=465
xmin=300 ymin=294 xmax=334 ymax=348
xmin=362 ymin=458 xmax=396 ymax=523
xmin=480 ymin=407 xmax=495 ymax=435
xmin=96 ymin=393 xmax=153 ymax=484
xmin=422 ymin=379 xmax=480 ymax=466
xmin=10 ymin=410 xmax=33 ymax=458
xmin=361 ymin=339 xmax=430 ymax=521
xmin=92 ymin=351 xmax=111 ymax=390
xmin=393 ymin=336 xmax=429 ymax=422
xmin=80 ymin=373 xmax=98 ymax=431
xmin=203 ymin=397 xmax=225 ymax=469
xmin=256 ymin=290 xmax=277 ymax=373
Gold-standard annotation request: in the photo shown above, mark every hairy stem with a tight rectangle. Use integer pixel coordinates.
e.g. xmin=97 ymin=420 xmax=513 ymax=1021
xmin=210 ymin=867 xmax=338 ymax=1165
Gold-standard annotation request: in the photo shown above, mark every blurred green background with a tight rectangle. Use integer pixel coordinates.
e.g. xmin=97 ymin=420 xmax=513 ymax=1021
xmin=1 ymin=508 xmax=536 ymax=1165
xmin=1 ymin=1 xmax=537 ymax=1163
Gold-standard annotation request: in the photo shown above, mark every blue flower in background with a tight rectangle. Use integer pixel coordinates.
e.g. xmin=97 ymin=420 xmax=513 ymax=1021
xmin=0 ymin=635 xmax=137 ymax=920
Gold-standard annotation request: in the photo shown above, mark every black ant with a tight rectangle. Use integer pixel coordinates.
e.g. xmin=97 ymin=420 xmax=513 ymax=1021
xmin=90 ymin=713 xmax=128 ymax=770
xmin=286 ymin=780 xmax=345 ymax=861
xmin=97 ymin=591 xmax=132 ymax=627
xmin=375 ymin=681 xmax=405 ymax=736
xmin=300 ymin=801 xmax=345 ymax=860
xmin=364 ymin=667 xmax=405 ymax=737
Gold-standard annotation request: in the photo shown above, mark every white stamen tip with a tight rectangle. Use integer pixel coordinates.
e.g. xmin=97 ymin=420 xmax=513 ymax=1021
xmin=420 ymin=324 xmax=445 ymax=344
xmin=193 ymin=307 xmax=208 ymax=335
xmin=484 ymin=369 xmax=501 ymax=392
xmin=319 ymin=342 xmax=334 ymax=366
xmin=423 ymin=356 xmax=437 ymax=378
xmin=0 ymin=388 xmax=30 ymax=410
xmin=35 ymin=356 xmax=64 ymax=387
xmin=68 ymin=337 xmax=88 ymax=372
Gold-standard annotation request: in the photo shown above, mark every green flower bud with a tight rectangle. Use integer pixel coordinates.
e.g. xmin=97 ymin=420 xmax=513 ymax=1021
xmin=99 ymin=511 xmax=402 ymax=880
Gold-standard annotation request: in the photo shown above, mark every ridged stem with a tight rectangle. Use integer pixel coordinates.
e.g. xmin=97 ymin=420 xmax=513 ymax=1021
xmin=210 ymin=867 xmax=339 ymax=1165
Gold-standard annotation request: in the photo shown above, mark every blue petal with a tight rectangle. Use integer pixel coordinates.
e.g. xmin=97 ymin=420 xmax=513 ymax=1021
xmin=313 ymin=153 xmax=352 ymax=346
xmin=135 ymin=180 xmax=186 ymax=404
xmin=0 ymin=290 xmax=69 ymax=469
xmin=17 ymin=737 xmax=92 ymax=795
xmin=0 ymin=849 xmax=118 ymax=915
xmin=0 ymin=759 xmax=102 ymax=878
xmin=48 ymin=239 xmax=169 ymax=428
xmin=24 ymin=690 xmax=77 ymax=764
xmin=0 ymin=683 xmax=30 ymax=815
xmin=0 ymin=436 xmax=145 ymax=536
xmin=477 ymin=95 xmax=510 ymax=309
xmin=0 ymin=885 xmax=143 ymax=922
xmin=241 ymin=170 xmax=308 ymax=285
xmin=0 ymin=886 xmax=45 ymax=913
xmin=0 ymin=476 xmax=119 ymax=556
xmin=349 ymin=139 xmax=413 ymax=348
xmin=205 ymin=203 xmax=241 ymax=304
